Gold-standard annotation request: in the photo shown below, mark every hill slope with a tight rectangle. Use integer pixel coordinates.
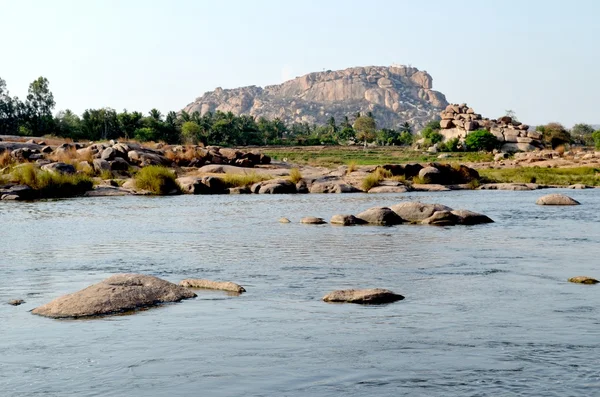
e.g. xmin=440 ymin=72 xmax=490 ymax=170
xmin=182 ymin=65 xmax=448 ymax=130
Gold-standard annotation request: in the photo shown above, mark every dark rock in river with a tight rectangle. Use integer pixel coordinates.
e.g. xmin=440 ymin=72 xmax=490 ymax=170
xmin=323 ymin=288 xmax=404 ymax=304
xmin=8 ymin=299 xmax=24 ymax=306
xmin=330 ymin=214 xmax=367 ymax=226
xmin=31 ymin=274 xmax=197 ymax=318
xmin=301 ymin=216 xmax=327 ymax=224
xmin=390 ymin=202 xmax=453 ymax=223
xmin=421 ymin=210 xmax=461 ymax=226
xmin=451 ymin=209 xmax=494 ymax=225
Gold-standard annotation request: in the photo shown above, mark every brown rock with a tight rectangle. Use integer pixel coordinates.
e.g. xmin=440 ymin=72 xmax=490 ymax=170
xmin=464 ymin=121 xmax=479 ymax=131
xmin=440 ymin=119 xmax=454 ymax=129
xmin=323 ymin=289 xmax=404 ymax=304
xmin=421 ymin=210 xmax=461 ymax=226
xmin=330 ymin=214 xmax=367 ymax=226
xmin=356 ymin=207 xmax=404 ymax=225
xmin=568 ymin=276 xmax=599 ymax=285
xmin=8 ymin=299 xmax=24 ymax=306
xmin=301 ymin=216 xmax=327 ymax=224
xmin=279 ymin=217 xmax=291 ymax=223
xmin=390 ymin=202 xmax=453 ymax=223
xmin=536 ymin=194 xmax=580 ymax=206
xmin=180 ymin=279 xmax=246 ymax=293
xmin=451 ymin=209 xmax=494 ymax=225
xmin=31 ymin=274 xmax=197 ymax=319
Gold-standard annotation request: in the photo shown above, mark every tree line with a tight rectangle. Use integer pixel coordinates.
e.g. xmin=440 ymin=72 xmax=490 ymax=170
xmin=0 ymin=76 xmax=417 ymax=147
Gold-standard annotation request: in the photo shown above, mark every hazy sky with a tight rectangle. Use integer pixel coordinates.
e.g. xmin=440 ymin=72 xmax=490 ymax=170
xmin=1 ymin=0 xmax=598 ymax=126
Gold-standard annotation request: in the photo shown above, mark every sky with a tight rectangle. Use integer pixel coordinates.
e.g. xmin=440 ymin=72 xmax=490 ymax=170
xmin=1 ymin=0 xmax=599 ymax=127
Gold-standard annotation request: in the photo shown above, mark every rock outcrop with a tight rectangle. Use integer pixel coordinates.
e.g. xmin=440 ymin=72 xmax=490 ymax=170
xmin=183 ymin=65 xmax=448 ymax=130
xmin=31 ymin=274 xmax=197 ymax=318
xmin=323 ymin=289 xmax=404 ymax=304
xmin=438 ymin=103 xmax=543 ymax=152
xmin=568 ymin=276 xmax=598 ymax=285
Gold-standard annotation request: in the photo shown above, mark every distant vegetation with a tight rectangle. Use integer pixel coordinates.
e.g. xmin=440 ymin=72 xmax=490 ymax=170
xmin=2 ymin=76 xmax=598 ymax=151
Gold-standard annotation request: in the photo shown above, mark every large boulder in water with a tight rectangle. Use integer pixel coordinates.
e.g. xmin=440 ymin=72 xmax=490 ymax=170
xmin=323 ymin=288 xmax=404 ymax=304
xmin=536 ymin=194 xmax=580 ymax=206
xmin=330 ymin=214 xmax=367 ymax=226
xmin=31 ymin=274 xmax=197 ymax=318
xmin=421 ymin=210 xmax=461 ymax=226
xmin=356 ymin=207 xmax=404 ymax=226
xmin=389 ymin=202 xmax=453 ymax=223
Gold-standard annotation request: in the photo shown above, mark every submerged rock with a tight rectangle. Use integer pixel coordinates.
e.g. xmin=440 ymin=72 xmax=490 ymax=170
xmin=568 ymin=276 xmax=599 ymax=284
xmin=390 ymin=202 xmax=453 ymax=223
xmin=323 ymin=289 xmax=404 ymax=304
xmin=356 ymin=207 xmax=404 ymax=226
xmin=301 ymin=216 xmax=326 ymax=224
xmin=536 ymin=194 xmax=580 ymax=206
xmin=180 ymin=279 xmax=246 ymax=293
xmin=279 ymin=217 xmax=291 ymax=223
xmin=421 ymin=210 xmax=461 ymax=226
xmin=450 ymin=209 xmax=494 ymax=225
xmin=8 ymin=299 xmax=24 ymax=306
xmin=330 ymin=214 xmax=367 ymax=226
xmin=31 ymin=274 xmax=197 ymax=319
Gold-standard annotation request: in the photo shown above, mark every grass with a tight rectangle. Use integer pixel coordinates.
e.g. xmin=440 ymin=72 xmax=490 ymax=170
xmin=0 ymin=151 xmax=14 ymax=168
xmin=7 ymin=163 xmax=93 ymax=197
xmin=263 ymin=146 xmax=494 ymax=168
xmin=479 ymin=166 xmax=600 ymax=186
xmin=48 ymin=147 xmax=93 ymax=164
xmin=288 ymin=168 xmax=303 ymax=183
xmin=346 ymin=160 xmax=357 ymax=174
xmin=218 ymin=172 xmax=271 ymax=188
xmin=361 ymin=167 xmax=393 ymax=191
xmin=134 ymin=165 xmax=181 ymax=195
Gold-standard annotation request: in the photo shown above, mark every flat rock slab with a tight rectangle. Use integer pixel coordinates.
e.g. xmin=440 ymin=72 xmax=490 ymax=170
xmin=31 ymin=274 xmax=197 ymax=319
xmin=536 ymin=194 xmax=580 ymax=205
xmin=323 ymin=289 xmax=404 ymax=304
xmin=568 ymin=276 xmax=599 ymax=284
xmin=478 ymin=183 xmax=540 ymax=191
xmin=180 ymin=279 xmax=246 ymax=293
xmin=367 ymin=185 xmax=409 ymax=193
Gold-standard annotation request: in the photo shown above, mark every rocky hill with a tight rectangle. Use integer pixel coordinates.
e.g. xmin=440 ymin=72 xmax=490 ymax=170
xmin=182 ymin=65 xmax=448 ymax=130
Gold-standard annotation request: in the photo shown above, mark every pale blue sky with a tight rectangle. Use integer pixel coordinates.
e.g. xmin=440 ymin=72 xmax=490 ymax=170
xmin=1 ymin=0 xmax=598 ymax=126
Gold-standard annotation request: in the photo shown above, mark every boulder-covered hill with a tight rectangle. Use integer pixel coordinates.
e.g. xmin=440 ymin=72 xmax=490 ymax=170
xmin=182 ymin=65 xmax=448 ymax=130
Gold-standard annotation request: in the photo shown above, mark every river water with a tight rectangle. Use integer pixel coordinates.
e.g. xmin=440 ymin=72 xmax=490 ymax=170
xmin=1 ymin=190 xmax=599 ymax=396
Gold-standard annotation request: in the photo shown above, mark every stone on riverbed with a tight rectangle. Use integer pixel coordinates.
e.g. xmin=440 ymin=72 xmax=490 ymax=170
xmin=301 ymin=216 xmax=326 ymax=224
xmin=31 ymin=274 xmax=197 ymax=318
xmin=356 ymin=207 xmax=404 ymax=226
xmin=323 ymin=289 xmax=404 ymax=304
xmin=450 ymin=209 xmax=494 ymax=225
xmin=390 ymin=202 xmax=453 ymax=223
xmin=180 ymin=279 xmax=246 ymax=293
xmin=568 ymin=276 xmax=598 ymax=284
xmin=421 ymin=210 xmax=461 ymax=226
xmin=330 ymin=214 xmax=367 ymax=226
xmin=8 ymin=299 xmax=24 ymax=306
xmin=536 ymin=194 xmax=580 ymax=205
xmin=279 ymin=217 xmax=291 ymax=223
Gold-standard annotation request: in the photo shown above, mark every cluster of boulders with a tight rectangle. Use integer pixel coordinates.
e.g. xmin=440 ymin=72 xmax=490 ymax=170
xmin=382 ymin=162 xmax=479 ymax=185
xmin=439 ymin=103 xmax=543 ymax=152
xmin=288 ymin=201 xmax=494 ymax=227
xmin=0 ymin=140 xmax=271 ymax=175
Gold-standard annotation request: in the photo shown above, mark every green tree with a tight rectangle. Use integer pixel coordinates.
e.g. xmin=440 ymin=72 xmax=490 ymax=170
xmin=117 ymin=110 xmax=143 ymax=139
xmin=0 ymin=78 xmax=21 ymax=135
xmin=537 ymin=122 xmax=571 ymax=149
xmin=25 ymin=77 xmax=56 ymax=135
xmin=571 ymin=123 xmax=595 ymax=146
xmin=354 ymin=115 xmax=377 ymax=148
xmin=181 ymin=121 xmax=202 ymax=144
xmin=464 ymin=130 xmax=499 ymax=151
xmin=592 ymin=130 xmax=600 ymax=149
xmin=55 ymin=109 xmax=82 ymax=139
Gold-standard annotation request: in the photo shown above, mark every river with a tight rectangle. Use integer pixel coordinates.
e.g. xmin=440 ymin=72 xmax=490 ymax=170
xmin=1 ymin=190 xmax=599 ymax=396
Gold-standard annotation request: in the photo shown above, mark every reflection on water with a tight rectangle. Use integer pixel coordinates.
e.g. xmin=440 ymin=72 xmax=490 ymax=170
xmin=1 ymin=190 xmax=600 ymax=396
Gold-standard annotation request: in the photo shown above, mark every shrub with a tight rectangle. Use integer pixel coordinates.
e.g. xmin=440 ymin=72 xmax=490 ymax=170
xmin=346 ymin=160 xmax=357 ymax=174
xmin=134 ymin=165 xmax=180 ymax=195
xmin=464 ymin=130 xmax=499 ymax=151
xmin=361 ymin=167 xmax=392 ymax=191
xmin=439 ymin=137 xmax=461 ymax=152
xmin=288 ymin=168 xmax=303 ymax=183
xmin=593 ymin=130 xmax=600 ymax=149
xmin=219 ymin=172 xmax=271 ymax=188
xmin=9 ymin=163 xmax=93 ymax=197
xmin=538 ymin=122 xmax=571 ymax=149
xmin=0 ymin=151 xmax=13 ymax=167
